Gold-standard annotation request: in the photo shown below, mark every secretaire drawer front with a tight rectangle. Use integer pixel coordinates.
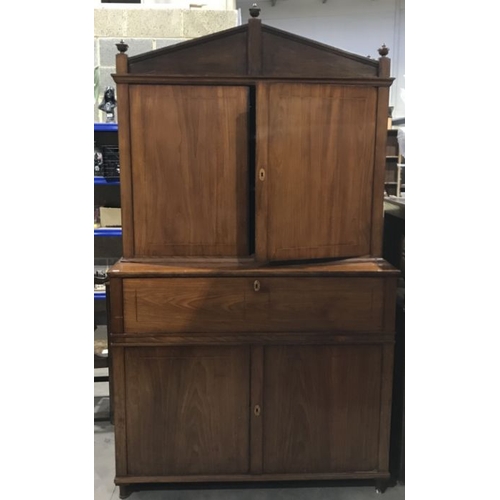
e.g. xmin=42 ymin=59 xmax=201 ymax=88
xmin=255 ymin=277 xmax=386 ymax=332
xmin=123 ymin=278 xmax=247 ymax=333
xmin=123 ymin=276 xmax=386 ymax=334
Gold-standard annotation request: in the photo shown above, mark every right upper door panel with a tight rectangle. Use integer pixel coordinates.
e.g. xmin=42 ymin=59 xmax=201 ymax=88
xmin=257 ymin=84 xmax=377 ymax=262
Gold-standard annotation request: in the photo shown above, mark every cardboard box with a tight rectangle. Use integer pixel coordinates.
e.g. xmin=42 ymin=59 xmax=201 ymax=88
xmin=99 ymin=207 xmax=122 ymax=227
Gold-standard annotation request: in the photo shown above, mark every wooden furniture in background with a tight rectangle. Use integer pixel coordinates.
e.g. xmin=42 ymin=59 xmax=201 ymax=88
xmin=108 ymin=10 xmax=398 ymax=498
xmin=383 ymin=198 xmax=405 ymax=484
xmin=385 ymin=128 xmax=405 ymax=198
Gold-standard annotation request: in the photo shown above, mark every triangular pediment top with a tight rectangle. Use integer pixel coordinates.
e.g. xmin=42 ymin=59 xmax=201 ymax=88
xmin=128 ymin=24 xmax=248 ymax=65
xmin=123 ymin=20 xmax=385 ymax=80
xmin=261 ymin=24 xmax=378 ymax=69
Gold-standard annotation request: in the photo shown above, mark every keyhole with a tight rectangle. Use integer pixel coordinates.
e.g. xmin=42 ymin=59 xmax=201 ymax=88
xmin=254 ymin=405 xmax=261 ymax=416
xmin=259 ymin=168 xmax=266 ymax=181
xmin=253 ymin=280 xmax=261 ymax=292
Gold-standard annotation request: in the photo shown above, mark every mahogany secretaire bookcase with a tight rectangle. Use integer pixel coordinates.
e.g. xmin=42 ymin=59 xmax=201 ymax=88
xmin=108 ymin=9 xmax=399 ymax=498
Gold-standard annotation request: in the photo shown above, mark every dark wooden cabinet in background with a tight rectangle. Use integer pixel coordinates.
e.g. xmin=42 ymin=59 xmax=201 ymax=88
xmin=108 ymin=12 xmax=398 ymax=498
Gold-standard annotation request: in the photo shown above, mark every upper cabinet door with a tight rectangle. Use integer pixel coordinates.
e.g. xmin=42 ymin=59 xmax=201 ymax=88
xmin=130 ymin=85 xmax=249 ymax=258
xmin=256 ymin=84 xmax=377 ymax=262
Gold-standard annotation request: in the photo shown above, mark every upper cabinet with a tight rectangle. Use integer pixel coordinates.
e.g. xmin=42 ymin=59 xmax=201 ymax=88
xmin=113 ymin=19 xmax=392 ymax=262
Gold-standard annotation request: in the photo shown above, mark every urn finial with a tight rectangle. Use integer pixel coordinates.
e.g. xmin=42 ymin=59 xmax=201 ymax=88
xmin=378 ymin=44 xmax=389 ymax=57
xmin=249 ymin=3 xmax=261 ymax=18
xmin=116 ymin=40 xmax=129 ymax=53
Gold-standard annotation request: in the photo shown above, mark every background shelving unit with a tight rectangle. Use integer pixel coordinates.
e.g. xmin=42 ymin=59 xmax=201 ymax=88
xmin=94 ymin=123 xmax=118 ymax=133
xmin=94 ymin=228 xmax=122 ymax=237
xmin=385 ymin=129 xmax=405 ymax=198
xmin=94 ymin=122 xmax=122 ymax=421
xmin=94 ymin=177 xmax=120 ymax=186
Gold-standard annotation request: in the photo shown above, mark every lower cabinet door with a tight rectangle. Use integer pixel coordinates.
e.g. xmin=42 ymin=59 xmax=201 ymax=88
xmin=124 ymin=346 xmax=250 ymax=476
xmin=262 ymin=345 xmax=384 ymax=474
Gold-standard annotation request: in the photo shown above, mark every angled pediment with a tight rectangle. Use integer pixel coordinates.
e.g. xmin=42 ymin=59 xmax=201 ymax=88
xmin=125 ymin=20 xmax=382 ymax=79
xmin=261 ymin=25 xmax=378 ymax=78
xmin=128 ymin=25 xmax=248 ymax=75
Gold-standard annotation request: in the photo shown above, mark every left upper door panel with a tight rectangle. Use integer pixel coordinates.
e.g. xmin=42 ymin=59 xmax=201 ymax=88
xmin=129 ymin=85 xmax=249 ymax=257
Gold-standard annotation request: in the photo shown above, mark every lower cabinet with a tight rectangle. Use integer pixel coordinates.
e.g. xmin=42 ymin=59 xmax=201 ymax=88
xmin=116 ymin=342 xmax=392 ymax=479
xmin=109 ymin=263 xmax=398 ymax=490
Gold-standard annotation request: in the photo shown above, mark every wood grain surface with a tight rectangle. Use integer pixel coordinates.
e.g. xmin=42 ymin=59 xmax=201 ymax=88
xmin=108 ymin=19 xmax=397 ymax=489
xmin=262 ymin=28 xmax=378 ymax=78
xmin=115 ymin=471 xmax=390 ymax=484
xmin=122 ymin=277 xmax=386 ymax=334
xmin=115 ymin=83 xmax=135 ymax=257
xmin=370 ymin=86 xmax=391 ymax=256
xmin=262 ymin=84 xmax=377 ymax=261
xmin=250 ymin=345 xmax=264 ymax=474
xmin=129 ymin=85 xmax=249 ymax=257
xmin=125 ymin=23 xmax=379 ymax=81
xmin=111 ymin=332 xmax=395 ymax=346
xmin=111 ymin=346 xmax=127 ymax=476
xmin=262 ymin=345 xmax=383 ymax=473
xmin=125 ymin=346 xmax=250 ymax=476
xmin=128 ymin=28 xmax=248 ymax=76
xmin=108 ymin=257 xmax=399 ymax=277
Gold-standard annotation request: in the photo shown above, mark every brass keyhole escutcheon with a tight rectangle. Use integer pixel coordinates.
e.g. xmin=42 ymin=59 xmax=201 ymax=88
xmin=259 ymin=168 xmax=266 ymax=181
xmin=253 ymin=280 xmax=261 ymax=292
xmin=254 ymin=405 xmax=261 ymax=416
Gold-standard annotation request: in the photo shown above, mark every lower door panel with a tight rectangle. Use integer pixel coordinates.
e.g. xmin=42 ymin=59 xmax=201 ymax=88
xmin=124 ymin=346 xmax=250 ymax=476
xmin=262 ymin=344 xmax=383 ymax=473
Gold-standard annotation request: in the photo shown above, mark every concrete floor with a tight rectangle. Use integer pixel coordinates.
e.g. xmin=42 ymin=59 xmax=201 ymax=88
xmin=95 ymin=375 xmax=405 ymax=500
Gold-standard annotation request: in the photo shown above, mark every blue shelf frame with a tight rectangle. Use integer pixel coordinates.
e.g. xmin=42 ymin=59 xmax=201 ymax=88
xmin=94 ymin=123 xmax=118 ymax=132
xmin=94 ymin=227 xmax=122 ymax=237
xmin=94 ymin=176 xmax=120 ymax=185
xmin=94 ymin=291 xmax=106 ymax=300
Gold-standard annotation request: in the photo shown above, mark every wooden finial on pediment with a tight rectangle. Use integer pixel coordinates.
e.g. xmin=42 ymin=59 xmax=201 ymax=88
xmin=249 ymin=3 xmax=261 ymax=18
xmin=378 ymin=44 xmax=389 ymax=57
xmin=116 ymin=40 xmax=129 ymax=54
xmin=115 ymin=40 xmax=129 ymax=74
xmin=377 ymin=44 xmax=390 ymax=78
